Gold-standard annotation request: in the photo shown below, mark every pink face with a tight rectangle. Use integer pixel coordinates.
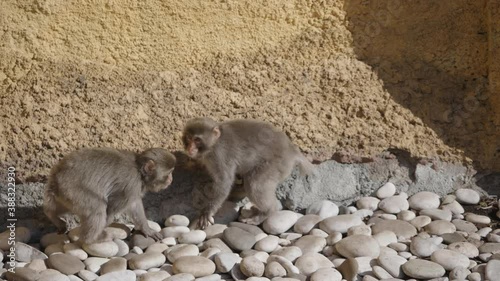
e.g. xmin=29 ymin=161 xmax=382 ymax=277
xmin=184 ymin=135 xmax=201 ymax=158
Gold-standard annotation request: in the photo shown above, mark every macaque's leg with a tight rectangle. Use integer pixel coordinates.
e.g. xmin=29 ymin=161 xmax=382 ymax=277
xmin=196 ymin=176 xmax=234 ymax=229
xmin=79 ymin=205 xmax=110 ymax=244
xmin=240 ymin=171 xmax=281 ymax=225
xmin=128 ymin=199 xmax=162 ymax=240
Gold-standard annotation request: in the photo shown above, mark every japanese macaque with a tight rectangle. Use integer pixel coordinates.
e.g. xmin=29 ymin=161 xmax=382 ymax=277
xmin=43 ymin=148 xmax=176 ymax=243
xmin=183 ymin=117 xmax=314 ymax=229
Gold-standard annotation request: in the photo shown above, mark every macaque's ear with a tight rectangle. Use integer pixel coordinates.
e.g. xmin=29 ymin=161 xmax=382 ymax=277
xmin=213 ymin=126 xmax=220 ymax=139
xmin=142 ymin=159 xmax=156 ymax=176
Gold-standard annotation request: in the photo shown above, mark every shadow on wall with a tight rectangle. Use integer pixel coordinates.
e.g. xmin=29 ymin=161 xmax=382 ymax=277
xmin=344 ymin=0 xmax=499 ymax=173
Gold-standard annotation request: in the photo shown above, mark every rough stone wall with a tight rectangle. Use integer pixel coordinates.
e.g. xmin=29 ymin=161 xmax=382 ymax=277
xmin=0 ymin=0 xmax=498 ymax=182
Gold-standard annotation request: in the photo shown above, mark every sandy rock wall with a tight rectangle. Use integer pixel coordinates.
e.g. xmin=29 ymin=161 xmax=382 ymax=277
xmin=0 ymin=0 xmax=498 ymax=182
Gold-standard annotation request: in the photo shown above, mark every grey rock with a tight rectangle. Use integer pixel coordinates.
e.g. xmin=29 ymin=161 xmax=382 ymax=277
xmin=402 ymin=259 xmax=445 ymax=279
xmin=223 ymin=227 xmax=256 ymax=251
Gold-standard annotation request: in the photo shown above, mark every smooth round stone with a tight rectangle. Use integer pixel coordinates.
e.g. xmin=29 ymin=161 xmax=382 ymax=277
xmin=139 ymin=270 xmax=171 ymax=281
xmin=95 ymin=270 xmax=135 ymax=281
xmin=146 ymin=243 xmax=168 ymax=254
xmin=131 ymin=234 xmax=156 ymax=250
xmin=336 ymin=258 xmax=358 ymax=281
xmin=373 ymin=231 xmax=397 ymax=247
xmin=441 ymin=233 xmax=466 ymax=244
xmin=5 ymin=267 xmax=40 ymax=280
xmin=408 ymin=191 xmax=440 ymax=211
xmin=389 ymin=242 xmax=408 ymax=252
xmin=202 ymin=238 xmax=233 ymax=253
xmin=409 ymin=216 xmax=432 ymax=229
xmin=309 ymin=229 xmax=328 ymax=238
xmin=293 ymin=215 xmax=321 ymax=234
xmin=448 ymin=242 xmax=479 ymax=258
xmin=450 ymin=266 xmax=471 ymax=280
xmin=326 ymin=232 xmax=343 ymax=246
xmin=178 ymin=230 xmax=207 ymax=244
xmin=200 ymin=247 xmax=221 ymax=259
xmin=306 ymin=200 xmax=339 ymax=219
xmin=240 ymin=256 xmax=265 ymax=277
xmin=347 ymin=224 xmax=371 ymax=236
xmin=15 ymin=242 xmax=48 ymax=262
xmin=455 ymin=189 xmax=480 ymax=205
xmin=376 ymin=182 xmax=396 ymax=199
xmin=264 ymin=261 xmax=287 ymax=278
xmin=424 ymin=220 xmax=457 ymax=235
xmin=441 ymin=200 xmax=465 ymax=215
xmin=27 ymin=259 xmax=47 ymax=271
xmin=468 ymin=272 xmax=482 ymax=281
xmin=420 ymin=209 xmax=452 ymax=221
xmin=48 ymin=253 xmax=85 ymax=275
xmin=100 ymin=257 xmax=127 ymax=274
xmin=379 ymin=195 xmax=409 ymax=214
xmin=431 ymin=249 xmax=470 ymax=271
xmin=353 ymin=209 xmax=373 ymax=219
xmin=106 ymin=223 xmax=131 ymax=240
xmin=40 ymin=233 xmax=68 ymax=248
xmin=319 ymin=215 xmax=363 ymax=234
xmin=310 ymin=267 xmax=342 ymax=281
xmin=397 ymin=210 xmax=416 ymax=221
xmin=372 ymin=265 xmax=392 ymax=279
xmin=229 ymin=222 xmax=264 ymax=236
xmin=63 ymin=243 xmax=88 ymax=260
xmin=270 ymin=246 xmax=303 ymax=262
xmin=165 ymin=273 xmax=195 ymax=281
xmin=78 ymin=269 xmax=99 ymax=281
xmin=195 ymin=274 xmax=221 ymax=281
xmin=45 ymin=243 xmax=64 ymax=256
xmin=452 ymin=219 xmax=478 ymax=233
xmin=84 ymin=257 xmax=110 ymax=273
xmin=263 ymin=211 xmax=300 ymax=235
xmin=129 ymin=253 xmax=167 ymax=270
xmin=174 ymin=256 xmax=216 ymax=277
xmin=223 ymin=227 xmax=256 ymax=251
xmin=371 ymin=219 xmax=417 ymax=239
xmin=245 ymin=277 xmax=269 ymax=281
xmin=294 ymin=253 xmax=334 ymax=276
xmin=477 ymin=227 xmax=493 ymax=237
xmin=147 ymin=221 xmax=162 ymax=233
xmin=167 ymin=244 xmax=199 ymax=263
xmin=410 ymin=236 xmax=443 ymax=258
xmin=293 ymin=235 xmax=326 ymax=254
xmin=161 ymin=226 xmax=191 ymax=239
xmin=82 ymin=241 xmax=119 ymax=258
xmin=379 ymin=214 xmax=397 ymax=220
xmin=132 ymin=246 xmax=144 ymax=254
xmin=486 ymin=259 xmax=500 ymax=281
xmin=402 ymin=259 xmax=445 ymax=279
xmin=336 ymin=235 xmax=380 ymax=258
xmin=488 ymin=233 xmax=500 ymax=243
xmin=465 ymin=213 xmax=491 ymax=225
xmin=378 ymin=253 xmax=407 ymax=278
xmin=203 ymin=224 xmax=227 ymax=240
xmin=165 ymin=215 xmax=190 ymax=227
xmin=479 ymin=243 xmax=500 ymax=254
xmin=162 ymin=237 xmax=177 ymax=246
xmin=37 ymin=269 xmax=70 ymax=281
xmin=356 ymin=197 xmax=380 ymax=211
xmin=215 ymin=252 xmax=241 ymax=273
xmin=255 ymin=235 xmax=279 ymax=253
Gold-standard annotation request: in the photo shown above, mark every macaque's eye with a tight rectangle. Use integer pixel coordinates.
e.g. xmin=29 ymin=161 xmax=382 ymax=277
xmin=193 ymin=137 xmax=202 ymax=144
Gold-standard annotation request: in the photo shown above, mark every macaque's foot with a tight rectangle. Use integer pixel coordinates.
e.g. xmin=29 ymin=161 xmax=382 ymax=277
xmin=239 ymin=213 xmax=267 ymax=225
xmin=196 ymin=213 xmax=215 ymax=230
xmin=141 ymin=227 xmax=163 ymax=241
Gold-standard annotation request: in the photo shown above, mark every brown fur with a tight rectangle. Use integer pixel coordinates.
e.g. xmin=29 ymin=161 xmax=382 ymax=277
xmin=43 ymin=148 xmax=176 ymax=243
xmin=183 ymin=117 xmax=314 ymax=229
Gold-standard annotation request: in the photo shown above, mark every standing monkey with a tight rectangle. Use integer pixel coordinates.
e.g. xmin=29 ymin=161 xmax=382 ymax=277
xmin=44 ymin=148 xmax=176 ymax=243
xmin=183 ymin=117 xmax=314 ymax=229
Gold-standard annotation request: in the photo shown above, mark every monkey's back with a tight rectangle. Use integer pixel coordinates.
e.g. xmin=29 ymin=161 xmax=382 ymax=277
xmin=47 ymin=148 xmax=142 ymax=208
xmin=218 ymin=120 xmax=299 ymax=173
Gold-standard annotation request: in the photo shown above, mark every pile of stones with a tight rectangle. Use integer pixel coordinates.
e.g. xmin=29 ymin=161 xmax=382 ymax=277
xmin=1 ymin=183 xmax=499 ymax=281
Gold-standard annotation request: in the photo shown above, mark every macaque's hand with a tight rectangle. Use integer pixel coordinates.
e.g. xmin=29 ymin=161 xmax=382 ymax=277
xmin=141 ymin=227 xmax=163 ymax=241
xmin=196 ymin=213 xmax=215 ymax=230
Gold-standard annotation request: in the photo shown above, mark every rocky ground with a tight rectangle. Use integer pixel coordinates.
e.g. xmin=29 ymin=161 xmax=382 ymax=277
xmin=1 ymin=185 xmax=499 ymax=281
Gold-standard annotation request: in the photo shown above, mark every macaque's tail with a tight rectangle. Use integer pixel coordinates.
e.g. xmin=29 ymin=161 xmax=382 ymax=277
xmin=296 ymin=154 xmax=315 ymax=176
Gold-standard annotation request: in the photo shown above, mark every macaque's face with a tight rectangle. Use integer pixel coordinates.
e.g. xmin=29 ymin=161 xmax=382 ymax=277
xmin=149 ymin=167 xmax=174 ymax=192
xmin=182 ymin=118 xmax=220 ymax=158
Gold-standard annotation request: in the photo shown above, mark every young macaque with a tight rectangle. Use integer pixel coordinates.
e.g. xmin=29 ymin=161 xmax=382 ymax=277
xmin=43 ymin=148 xmax=176 ymax=243
xmin=183 ymin=117 xmax=314 ymax=229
